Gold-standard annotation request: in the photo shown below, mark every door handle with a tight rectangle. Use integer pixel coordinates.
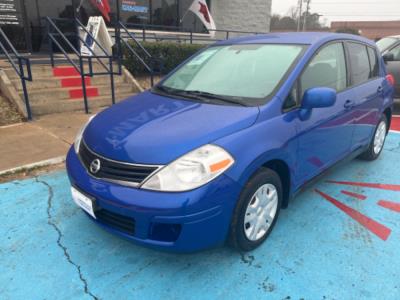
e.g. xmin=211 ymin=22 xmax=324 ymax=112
xmin=344 ymin=99 xmax=354 ymax=109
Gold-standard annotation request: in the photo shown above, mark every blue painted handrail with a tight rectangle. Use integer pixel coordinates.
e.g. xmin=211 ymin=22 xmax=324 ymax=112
xmin=46 ymin=17 xmax=121 ymax=113
xmin=119 ymin=21 xmax=164 ymax=87
xmin=0 ymin=28 xmax=33 ymax=120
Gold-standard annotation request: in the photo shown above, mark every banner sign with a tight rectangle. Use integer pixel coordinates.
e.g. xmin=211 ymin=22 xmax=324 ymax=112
xmin=121 ymin=0 xmax=150 ymax=22
xmin=121 ymin=0 xmax=148 ymax=13
xmin=81 ymin=16 xmax=113 ymax=57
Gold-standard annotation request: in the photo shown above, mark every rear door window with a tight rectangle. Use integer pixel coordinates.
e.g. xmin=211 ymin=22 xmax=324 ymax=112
xmin=347 ymin=43 xmax=371 ymax=85
xmin=367 ymin=47 xmax=379 ymax=78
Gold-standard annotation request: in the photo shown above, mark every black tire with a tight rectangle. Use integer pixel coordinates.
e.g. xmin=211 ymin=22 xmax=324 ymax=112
xmin=359 ymin=114 xmax=388 ymax=161
xmin=229 ymin=168 xmax=282 ymax=251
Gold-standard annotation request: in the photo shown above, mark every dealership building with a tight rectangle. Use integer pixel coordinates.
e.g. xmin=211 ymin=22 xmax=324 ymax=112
xmin=1 ymin=0 xmax=272 ymax=51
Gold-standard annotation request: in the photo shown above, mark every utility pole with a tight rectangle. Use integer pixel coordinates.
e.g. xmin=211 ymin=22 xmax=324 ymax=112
xmin=302 ymin=0 xmax=311 ymax=32
xmin=296 ymin=0 xmax=303 ymax=32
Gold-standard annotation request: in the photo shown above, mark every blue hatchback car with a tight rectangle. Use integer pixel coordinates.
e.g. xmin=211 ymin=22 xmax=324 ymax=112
xmin=66 ymin=32 xmax=394 ymax=252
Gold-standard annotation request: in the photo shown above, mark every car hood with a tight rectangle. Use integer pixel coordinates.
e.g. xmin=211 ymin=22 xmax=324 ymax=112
xmin=83 ymin=91 xmax=259 ymax=164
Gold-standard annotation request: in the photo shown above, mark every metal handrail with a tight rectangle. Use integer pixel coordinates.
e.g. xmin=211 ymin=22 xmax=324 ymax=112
xmin=47 ymin=33 xmax=81 ymax=73
xmin=76 ymin=34 xmax=110 ymax=73
xmin=46 ymin=17 xmax=120 ymax=113
xmin=121 ymin=22 xmax=265 ymax=35
xmin=119 ymin=21 xmax=164 ymax=86
xmin=49 ymin=17 xmax=118 ymax=74
xmin=0 ymin=28 xmax=33 ymax=120
xmin=120 ymin=39 xmax=152 ymax=72
xmin=119 ymin=22 xmax=266 ymax=44
xmin=120 ymin=22 xmax=152 ymax=58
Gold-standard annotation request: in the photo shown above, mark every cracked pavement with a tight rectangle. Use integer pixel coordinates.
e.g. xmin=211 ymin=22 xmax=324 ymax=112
xmin=0 ymin=132 xmax=399 ymax=300
xmin=35 ymin=177 xmax=98 ymax=300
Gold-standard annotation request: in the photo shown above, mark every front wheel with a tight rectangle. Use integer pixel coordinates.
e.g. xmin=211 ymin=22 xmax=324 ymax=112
xmin=359 ymin=115 xmax=388 ymax=161
xmin=229 ymin=168 xmax=282 ymax=251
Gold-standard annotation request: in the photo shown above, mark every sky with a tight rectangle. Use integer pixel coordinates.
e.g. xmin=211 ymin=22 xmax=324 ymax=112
xmin=271 ymin=0 xmax=400 ymax=26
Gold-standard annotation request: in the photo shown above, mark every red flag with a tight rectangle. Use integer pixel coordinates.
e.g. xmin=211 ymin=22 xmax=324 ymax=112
xmin=90 ymin=0 xmax=111 ymax=22
xmin=189 ymin=0 xmax=216 ymax=36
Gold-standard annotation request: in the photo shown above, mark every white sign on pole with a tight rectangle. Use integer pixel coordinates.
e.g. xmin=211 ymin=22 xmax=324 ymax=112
xmin=81 ymin=16 xmax=113 ymax=56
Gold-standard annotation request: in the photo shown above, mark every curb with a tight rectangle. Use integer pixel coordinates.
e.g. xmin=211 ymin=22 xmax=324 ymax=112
xmin=0 ymin=156 xmax=66 ymax=176
xmin=0 ymin=122 xmax=25 ymax=129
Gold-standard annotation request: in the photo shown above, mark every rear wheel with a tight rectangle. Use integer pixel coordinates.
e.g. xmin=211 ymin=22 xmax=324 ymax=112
xmin=359 ymin=115 xmax=388 ymax=161
xmin=229 ymin=168 xmax=282 ymax=251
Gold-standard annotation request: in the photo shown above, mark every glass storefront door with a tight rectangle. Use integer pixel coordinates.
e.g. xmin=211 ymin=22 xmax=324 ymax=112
xmin=25 ymin=0 xmax=77 ymax=52
xmin=0 ymin=0 xmax=30 ymax=51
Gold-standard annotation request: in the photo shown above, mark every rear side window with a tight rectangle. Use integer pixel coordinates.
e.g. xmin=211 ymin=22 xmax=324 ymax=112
xmin=367 ymin=47 xmax=379 ymax=78
xmin=347 ymin=43 xmax=371 ymax=85
xmin=300 ymin=42 xmax=347 ymax=95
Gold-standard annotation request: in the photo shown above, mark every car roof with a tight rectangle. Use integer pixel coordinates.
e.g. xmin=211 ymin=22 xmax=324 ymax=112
xmin=215 ymin=32 xmax=376 ymax=47
xmin=386 ymin=35 xmax=400 ymax=39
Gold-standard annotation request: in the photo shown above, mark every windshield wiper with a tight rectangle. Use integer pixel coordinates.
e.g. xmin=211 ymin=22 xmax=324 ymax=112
xmin=153 ymin=85 xmax=177 ymax=95
xmin=153 ymin=86 xmax=248 ymax=107
xmin=152 ymin=85 xmax=196 ymax=100
xmin=181 ymin=90 xmax=248 ymax=107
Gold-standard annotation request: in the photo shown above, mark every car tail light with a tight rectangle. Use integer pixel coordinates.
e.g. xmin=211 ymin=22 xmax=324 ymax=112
xmin=386 ymin=74 xmax=395 ymax=86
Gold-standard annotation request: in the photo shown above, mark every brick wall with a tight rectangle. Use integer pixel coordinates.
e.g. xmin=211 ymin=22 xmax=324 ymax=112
xmin=210 ymin=0 xmax=272 ymax=37
xmin=331 ymin=21 xmax=400 ymax=40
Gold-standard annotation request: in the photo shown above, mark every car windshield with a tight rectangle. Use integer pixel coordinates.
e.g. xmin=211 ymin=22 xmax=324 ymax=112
xmin=155 ymin=44 xmax=305 ymax=106
xmin=376 ymin=37 xmax=398 ymax=52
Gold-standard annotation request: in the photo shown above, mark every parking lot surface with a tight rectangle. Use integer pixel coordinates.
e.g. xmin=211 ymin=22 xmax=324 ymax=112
xmin=1 ymin=131 xmax=400 ymax=300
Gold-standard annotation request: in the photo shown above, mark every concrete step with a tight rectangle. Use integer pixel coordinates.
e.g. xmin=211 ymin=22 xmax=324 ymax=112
xmin=25 ymin=83 xmax=135 ymax=103
xmin=0 ymin=62 xmax=143 ymax=117
xmin=4 ymin=63 xmax=114 ymax=79
xmin=12 ymin=75 xmax=125 ymax=91
xmin=30 ymin=93 xmax=135 ymax=115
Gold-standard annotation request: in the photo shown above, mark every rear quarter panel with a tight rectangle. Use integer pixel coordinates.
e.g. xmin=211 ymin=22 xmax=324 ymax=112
xmin=386 ymin=61 xmax=400 ymax=98
xmin=379 ymin=56 xmax=395 ymax=112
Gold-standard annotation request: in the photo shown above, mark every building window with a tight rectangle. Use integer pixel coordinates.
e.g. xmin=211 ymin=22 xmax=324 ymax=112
xmin=151 ymin=0 xmax=178 ymax=27
xmin=117 ymin=0 xmax=208 ymax=32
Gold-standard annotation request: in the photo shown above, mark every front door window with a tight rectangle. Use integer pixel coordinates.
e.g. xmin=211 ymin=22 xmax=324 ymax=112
xmin=300 ymin=42 xmax=347 ymax=94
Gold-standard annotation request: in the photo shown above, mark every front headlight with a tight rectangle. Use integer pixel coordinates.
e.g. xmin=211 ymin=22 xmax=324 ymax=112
xmin=141 ymin=144 xmax=234 ymax=192
xmin=74 ymin=114 xmax=96 ymax=154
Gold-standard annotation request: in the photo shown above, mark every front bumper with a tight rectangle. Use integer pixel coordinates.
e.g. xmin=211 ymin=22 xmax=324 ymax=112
xmin=66 ymin=146 xmax=242 ymax=252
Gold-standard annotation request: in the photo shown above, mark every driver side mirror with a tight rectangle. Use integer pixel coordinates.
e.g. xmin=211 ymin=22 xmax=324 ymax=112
xmin=299 ymin=87 xmax=337 ymax=120
xmin=383 ymin=53 xmax=395 ymax=63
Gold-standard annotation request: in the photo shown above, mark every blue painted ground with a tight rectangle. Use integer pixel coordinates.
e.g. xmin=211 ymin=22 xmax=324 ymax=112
xmin=1 ymin=132 xmax=400 ymax=300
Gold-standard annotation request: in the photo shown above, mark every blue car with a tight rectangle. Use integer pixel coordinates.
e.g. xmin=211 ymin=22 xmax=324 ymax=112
xmin=66 ymin=32 xmax=394 ymax=252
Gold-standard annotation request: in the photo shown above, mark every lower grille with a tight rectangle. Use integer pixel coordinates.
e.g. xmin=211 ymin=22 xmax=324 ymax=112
xmin=95 ymin=209 xmax=135 ymax=235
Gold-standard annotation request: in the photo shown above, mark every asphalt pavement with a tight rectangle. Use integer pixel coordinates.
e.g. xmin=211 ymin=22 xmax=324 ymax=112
xmin=1 ymin=131 xmax=399 ymax=300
